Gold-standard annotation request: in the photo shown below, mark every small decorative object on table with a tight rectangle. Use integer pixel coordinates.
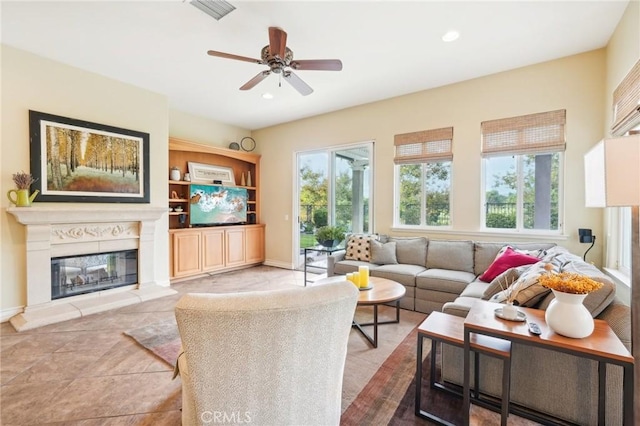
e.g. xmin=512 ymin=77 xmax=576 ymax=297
xmin=7 ymin=171 xmax=39 ymax=207
xmin=494 ymin=274 xmax=522 ymax=321
xmin=314 ymin=226 xmax=346 ymax=249
xmin=358 ymin=265 xmax=372 ymax=290
xmin=538 ymin=264 xmax=603 ymax=338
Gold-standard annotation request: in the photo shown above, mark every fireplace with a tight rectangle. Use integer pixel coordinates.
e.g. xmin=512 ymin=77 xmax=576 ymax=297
xmin=51 ymin=249 xmax=138 ymax=299
xmin=7 ymin=205 xmax=176 ymax=331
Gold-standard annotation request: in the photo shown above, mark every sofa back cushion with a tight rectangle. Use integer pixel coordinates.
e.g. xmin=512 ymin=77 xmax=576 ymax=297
xmin=474 ymin=242 xmax=556 ymax=275
xmin=388 ymin=237 xmax=428 ymax=266
xmin=426 ymin=240 xmax=474 ymax=273
xmin=370 ymin=240 xmax=398 ymax=265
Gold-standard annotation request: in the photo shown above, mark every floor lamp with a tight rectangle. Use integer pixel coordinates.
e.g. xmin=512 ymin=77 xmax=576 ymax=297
xmin=584 ymin=134 xmax=640 ymax=422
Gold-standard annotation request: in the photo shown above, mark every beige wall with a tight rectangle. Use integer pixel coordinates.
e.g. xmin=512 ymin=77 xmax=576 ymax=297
xmin=0 ymin=45 xmax=169 ymax=317
xmin=254 ymin=50 xmax=608 ymax=269
xmin=169 ymin=109 xmax=251 ymax=149
xmin=0 ymin=45 xmax=249 ymax=319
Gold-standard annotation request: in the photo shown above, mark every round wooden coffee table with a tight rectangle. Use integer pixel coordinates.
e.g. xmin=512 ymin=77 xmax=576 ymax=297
xmin=314 ymin=276 xmax=406 ymax=348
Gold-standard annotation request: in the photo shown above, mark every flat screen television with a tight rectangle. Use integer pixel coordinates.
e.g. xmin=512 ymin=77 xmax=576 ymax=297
xmin=189 ymin=184 xmax=247 ymax=226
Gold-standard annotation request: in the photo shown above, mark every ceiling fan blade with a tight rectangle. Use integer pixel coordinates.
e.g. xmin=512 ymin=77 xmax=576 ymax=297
xmin=283 ymin=71 xmax=313 ymax=96
xmin=207 ymin=50 xmax=262 ymax=65
xmin=240 ymin=71 xmax=271 ymax=90
xmin=269 ymin=27 xmax=287 ymax=59
xmin=290 ymin=59 xmax=343 ymax=71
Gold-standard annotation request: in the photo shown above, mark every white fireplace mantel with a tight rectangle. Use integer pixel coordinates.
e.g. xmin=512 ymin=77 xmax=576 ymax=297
xmin=7 ymin=204 xmax=176 ymax=331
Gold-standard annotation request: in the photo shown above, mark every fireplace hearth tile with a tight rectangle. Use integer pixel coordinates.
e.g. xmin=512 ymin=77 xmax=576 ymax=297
xmin=10 ymin=285 xmax=177 ymax=332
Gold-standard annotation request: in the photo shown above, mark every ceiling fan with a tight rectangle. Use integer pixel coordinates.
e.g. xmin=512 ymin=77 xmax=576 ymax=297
xmin=207 ymin=26 xmax=343 ymax=96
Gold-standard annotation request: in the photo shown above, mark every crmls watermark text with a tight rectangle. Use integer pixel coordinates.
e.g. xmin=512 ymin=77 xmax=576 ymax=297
xmin=200 ymin=411 xmax=252 ymax=424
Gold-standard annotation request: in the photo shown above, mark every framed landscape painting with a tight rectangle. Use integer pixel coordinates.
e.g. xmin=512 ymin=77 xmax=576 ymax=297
xmin=29 ymin=110 xmax=150 ymax=203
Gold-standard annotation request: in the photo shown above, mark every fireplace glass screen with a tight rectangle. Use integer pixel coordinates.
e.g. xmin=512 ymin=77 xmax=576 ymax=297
xmin=51 ymin=250 xmax=138 ymax=299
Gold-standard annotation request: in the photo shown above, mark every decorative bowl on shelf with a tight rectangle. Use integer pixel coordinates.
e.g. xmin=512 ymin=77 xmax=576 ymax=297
xmin=174 ymin=207 xmax=183 ymax=213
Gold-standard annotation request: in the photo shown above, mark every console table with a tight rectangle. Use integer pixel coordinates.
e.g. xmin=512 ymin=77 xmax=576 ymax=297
xmin=462 ymin=300 xmax=634 ymax=426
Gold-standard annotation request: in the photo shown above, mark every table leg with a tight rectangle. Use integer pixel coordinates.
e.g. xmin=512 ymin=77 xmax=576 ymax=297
xmin=501 ymin=353 xmax=511 ymax=426
xmin=415 ymin=333 xmax=424 ymax=416
xmin=598 ymin=361 xmax=605 ymax=426
xmin=623 ymin=363 xmax=634 ymax=425
xmin=430 ymin=340 xmax=437 ymax=389
xmin=463 ymin=328 xmax=471 ymax=426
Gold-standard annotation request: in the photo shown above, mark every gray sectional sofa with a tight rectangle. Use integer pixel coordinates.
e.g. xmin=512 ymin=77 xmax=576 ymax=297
xmin=327 ymin=235 xmax=631 ymax=425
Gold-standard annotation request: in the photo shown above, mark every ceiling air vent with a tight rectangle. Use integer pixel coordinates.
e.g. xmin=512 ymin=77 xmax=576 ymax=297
xmin=190 ymin=0 xmax=235 ymax=21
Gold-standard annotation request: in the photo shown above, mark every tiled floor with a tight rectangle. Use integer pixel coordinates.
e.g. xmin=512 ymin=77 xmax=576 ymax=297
xmin=0 ymin=266 xmax=312 ymax=425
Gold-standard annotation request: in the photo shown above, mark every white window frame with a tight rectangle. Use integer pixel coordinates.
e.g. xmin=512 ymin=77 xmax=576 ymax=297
xmin=480 ymin=152 xmax=564 ymax=235
xmin=393 ymin=160 xmax=453 ymax=229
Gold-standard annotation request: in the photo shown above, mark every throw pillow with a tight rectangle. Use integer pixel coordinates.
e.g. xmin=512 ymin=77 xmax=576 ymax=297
xmin=479 ymin=246 xmax=540 ymax=282
xmin=344 ymin=234 xmax=374 ymax=261
xmin=489 ymin=257 xmax=562 ymax=307
xmin=370 ymin=240 xmax=398 ymax=265
xmin=482 ymin=266 xmax=527 ymax=300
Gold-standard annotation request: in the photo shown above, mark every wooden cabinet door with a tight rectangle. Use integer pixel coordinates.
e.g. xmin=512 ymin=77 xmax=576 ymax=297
xmin=202 ymin=229 xmax=225 ymax=272
xmin=245 ymin=225 xmax=265 ymax=264
xmin=172 ymin=231 xmax=201 ymax=277
xmin=225 ymin=228 xmax=246 ymax=267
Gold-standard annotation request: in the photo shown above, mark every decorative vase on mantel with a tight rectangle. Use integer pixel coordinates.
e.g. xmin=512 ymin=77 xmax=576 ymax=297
xmin=7 ymin=188 xmax=39 ymax=207
xmin=544 ymin=289 xmax=594 ymax=338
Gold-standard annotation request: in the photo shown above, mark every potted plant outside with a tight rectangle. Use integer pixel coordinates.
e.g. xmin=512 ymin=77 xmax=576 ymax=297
xmin=315 ymin=226 xmax=346 ymax=248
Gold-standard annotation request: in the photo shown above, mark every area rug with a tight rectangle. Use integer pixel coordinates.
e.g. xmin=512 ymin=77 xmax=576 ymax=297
xmin=124 ymin=318 xmax=181 ymax=366
xmin=124 ymin=317 xmax=472 ymax=425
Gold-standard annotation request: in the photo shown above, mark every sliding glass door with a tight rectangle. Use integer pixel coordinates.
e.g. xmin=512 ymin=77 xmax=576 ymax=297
xmin=295 ymin=142 xmax=373 ymax=268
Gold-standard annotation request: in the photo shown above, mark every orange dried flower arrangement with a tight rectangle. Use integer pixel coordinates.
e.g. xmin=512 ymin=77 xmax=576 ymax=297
xmin=538 ymin=263 xmax=603 ymax=294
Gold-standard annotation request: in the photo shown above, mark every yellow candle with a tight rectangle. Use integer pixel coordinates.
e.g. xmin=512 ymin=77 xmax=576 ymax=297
xmin=346 ymin=273 xmax=354 ymax=284
xmin=352 ymin=272 xmax=360 ymax=286
xmin=358 ymin=266 xmax=369 ymax=287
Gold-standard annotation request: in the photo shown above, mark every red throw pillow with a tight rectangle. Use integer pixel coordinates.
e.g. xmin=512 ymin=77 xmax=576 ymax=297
xmin=479 ymin=247 xmax=540 ymax=282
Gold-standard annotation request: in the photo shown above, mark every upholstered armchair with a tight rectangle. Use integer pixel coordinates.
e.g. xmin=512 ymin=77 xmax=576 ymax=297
xmin=174 ymin=281 xmax=359 ymax=426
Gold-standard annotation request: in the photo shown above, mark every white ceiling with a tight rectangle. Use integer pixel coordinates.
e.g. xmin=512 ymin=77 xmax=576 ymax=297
xmin=1 ymin=1 xmax=630 ymax=130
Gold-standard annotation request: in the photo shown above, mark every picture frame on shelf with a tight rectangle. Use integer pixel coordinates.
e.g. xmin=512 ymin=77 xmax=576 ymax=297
xmin=188 ymin=162 xmax=236 ymax=186
xmin=29 ymin=110 xmax=150 ymax=203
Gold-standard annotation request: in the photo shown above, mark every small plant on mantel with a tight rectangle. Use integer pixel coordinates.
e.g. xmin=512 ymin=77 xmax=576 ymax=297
xmin=12 ymin=171 xmax=37 ymax=190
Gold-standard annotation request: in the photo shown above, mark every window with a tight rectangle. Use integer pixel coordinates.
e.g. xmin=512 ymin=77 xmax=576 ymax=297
xmin=481 ymin=110 xmax=565 ymax=232
xmin=606 ymin=57 xmax=640 ymax=283
xmin=394 ymin=127 xmax=453 ymax=227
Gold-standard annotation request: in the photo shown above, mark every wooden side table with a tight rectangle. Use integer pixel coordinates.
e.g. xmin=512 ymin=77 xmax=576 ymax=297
xmin=462 ymin=300 xmax=634 ymax=426
xmin=416 ymin=311 xmax=512 ymax=426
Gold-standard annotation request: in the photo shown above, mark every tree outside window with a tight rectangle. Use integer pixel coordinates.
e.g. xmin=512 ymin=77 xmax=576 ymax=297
xmin=397 ymin=161 xmax=451 ymax=227
xmin=484 ymin=152 xmax=561 ymax=231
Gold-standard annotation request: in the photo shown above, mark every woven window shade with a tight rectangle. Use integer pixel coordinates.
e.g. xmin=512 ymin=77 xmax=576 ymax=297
xmin=612 ymin=59 xmax=640 ymax=136
xmin=481 ymin=109 xmax=566 ymax=157
xmin=394 ymin=127 xmax=453 ymax=164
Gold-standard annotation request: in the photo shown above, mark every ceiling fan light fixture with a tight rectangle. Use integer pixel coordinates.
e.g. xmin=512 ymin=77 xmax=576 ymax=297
xmin=190 ymin=0 xmax=235 ymax=21
xmin=261 ymin=93 xmax=273 ymax=99
xmin=442 ymin=30 xmax=460 ymax=42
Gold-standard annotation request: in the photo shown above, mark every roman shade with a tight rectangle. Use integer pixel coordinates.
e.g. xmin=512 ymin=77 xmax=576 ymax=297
xmin=481 ymin=109 xmax=566 ymax=157
xmin=611 ymin=59 xmax=640 ymax=136
xmin=394 ymin=127 xmax=453 ymax=164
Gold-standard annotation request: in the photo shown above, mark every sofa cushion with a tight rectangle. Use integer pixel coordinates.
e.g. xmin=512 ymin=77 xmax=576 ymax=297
xmin=344 ymin=234 xmax=376 ymax=261
xmin=442 ymin=297 xmax=479 ymax=317
xmin=371 ymin=264 xmax=425 ymax=287
xmin=333 ymin=260 xmax=379 ymax=276
xmin=473 ymin=242 xmax=556 ymax=276
xmin=478 ymin=246 xmax=541 ymax=282
xmin=388 ymin=237 xmax=428 ymax=266
xmin=426 ymin=240 xmax=474 ymax=274
xmin=416 ymin=268 xmax=476 ymax=294
xmin=460 ymin=281 xmax=491 ymax=298
xmin=370 ymin=240 xmax=398 ymax=265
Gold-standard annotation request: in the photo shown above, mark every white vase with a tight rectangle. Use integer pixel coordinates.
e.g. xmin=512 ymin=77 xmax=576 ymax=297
xmin=545 ymin=289 xmax=594 ymax=338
